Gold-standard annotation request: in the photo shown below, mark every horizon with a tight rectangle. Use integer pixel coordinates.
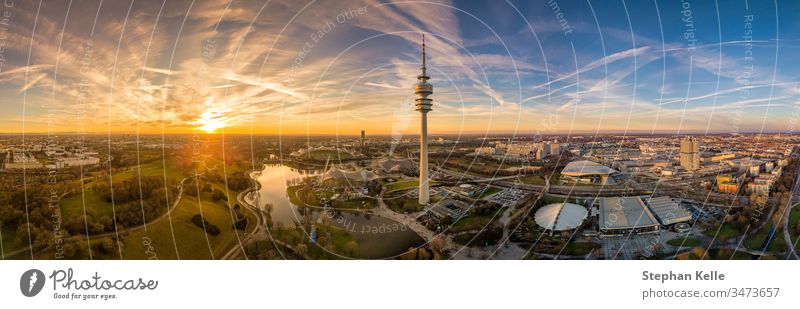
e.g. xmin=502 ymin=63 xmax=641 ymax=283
xmin=0 ymin=130 xmax=798 ymax=137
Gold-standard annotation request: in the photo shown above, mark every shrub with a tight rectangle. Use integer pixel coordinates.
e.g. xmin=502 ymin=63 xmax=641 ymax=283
xmin=191 ymin=214 xmax=220 ymax=236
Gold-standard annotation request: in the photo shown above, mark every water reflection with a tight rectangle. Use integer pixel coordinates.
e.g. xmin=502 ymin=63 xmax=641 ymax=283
xmin=251 ymin=164 xmax=424 ymax=259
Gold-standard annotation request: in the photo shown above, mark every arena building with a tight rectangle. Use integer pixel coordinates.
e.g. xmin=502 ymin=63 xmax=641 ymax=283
xmin=599 ymin=197 xmax=659 ymax=236
xmin=560 ymin=160 xmax=618 ymax=185
xmin=534 ymin=203 xmax=588 ymax=233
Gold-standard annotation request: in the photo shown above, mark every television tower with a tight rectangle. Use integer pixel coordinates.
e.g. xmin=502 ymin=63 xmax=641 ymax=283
xmin=415 ymin=35 xmax=433 ymax=205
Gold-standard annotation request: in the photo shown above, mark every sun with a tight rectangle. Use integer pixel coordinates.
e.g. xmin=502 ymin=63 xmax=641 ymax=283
xmin=194 ymin=110 xmax=227 ymax=133
xmin=198 ymin=118 xmax=224 ymax=133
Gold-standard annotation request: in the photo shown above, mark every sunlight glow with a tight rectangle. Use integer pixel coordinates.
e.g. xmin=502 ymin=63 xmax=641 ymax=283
xmin=194 ymin=108 xmax=227 ymax=133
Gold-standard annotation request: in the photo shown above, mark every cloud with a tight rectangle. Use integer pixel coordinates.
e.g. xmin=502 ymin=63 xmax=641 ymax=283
xmin=364 ymin=81 xmax=401 ymax=89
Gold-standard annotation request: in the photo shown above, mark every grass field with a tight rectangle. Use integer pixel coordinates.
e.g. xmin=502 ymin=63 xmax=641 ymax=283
xmin=450 ymin=208 xmax=504 ymax=233
xmin=60 ymin=190 xmax=116 ymax=219
xmin=385 ymin=179 xmax=439 ymax=192
xmin=477 ymin=186 xmax=503 ymax=199
xmin=744 ymin=225 xmax=787 ymax=253
xmin=518 ymin=173 xmax=561 ymax=185
xmin=703 ymin=224 xmax=744 ymax=238
xmin=332 ymin=197 xmax=377 ymax=209
xmin=385 ymin=179 xmax=420 ymax=192
xmin=121 ymin=189 xmax=253 ymax=260
xmin=112 ymin=158 xmax=186 ymax=183
xmin=18 ymin=155 xmax=258 ymax=260
xmin=560 ymin=241 xmax=600 ymax=256
xmin=60 ymin=159 xmax=188 ymax=223
xmin=286 ymin=185 xmax=321 ymax=207
xmin=708 ymin=248 xmax=753 ymax=260
xmin=385 ymin=194 xmax=439 ymax=213
xmin=789 ymin=205 xmax=800 ymax=246
xmin=287 ymin=185 xmax=376 ymax=210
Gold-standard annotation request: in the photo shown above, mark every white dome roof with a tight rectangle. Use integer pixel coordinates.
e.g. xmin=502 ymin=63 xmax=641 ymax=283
xmin=534 ymin=203 xmax=588 ymax=231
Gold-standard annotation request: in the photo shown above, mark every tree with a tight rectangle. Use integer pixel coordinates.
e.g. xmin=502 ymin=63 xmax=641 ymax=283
xmin=211 ymin=189 xmax=228 ymax=202
xmin=688 ymin=247 xmax=708 ymax=260
xmin=61 ymin=236 xmax=89 ymax=259
xmin=295 ymin=243 xmax=308 ymax=257
xmin=100 ymin=237 xmax=117 ymax=254
xmin=343 ymin=241 xmax=359 ymax=257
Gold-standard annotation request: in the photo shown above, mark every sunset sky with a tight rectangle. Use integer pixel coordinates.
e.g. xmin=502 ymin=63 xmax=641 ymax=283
xmin=1 ymin=0 xmax=799 ymax=135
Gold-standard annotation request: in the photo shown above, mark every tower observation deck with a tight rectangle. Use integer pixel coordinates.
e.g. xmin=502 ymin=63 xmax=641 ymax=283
xmin=415 ymin=35 xmax=433 ymax=205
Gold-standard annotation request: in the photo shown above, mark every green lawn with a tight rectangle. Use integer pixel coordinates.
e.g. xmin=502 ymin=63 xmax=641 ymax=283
xmin=332 ymin=197 xmax=377 ymax=210
xmin=477 ymin=186 xmax=503 ymax=199
xmin=112 ymin=158 xmax=186 ymax=183
xmin=60 ymin=190 xmax=115 ymax=220
xmin=385 ymin=179 xmax=420 ymax=192
xmin=667 ymin=238 xmax=701 ymax=247
xmin=61 ymin=158 xmax=188 ymax=222
xmin=560 ymin=241 xmax=600 ymax=256
xmin=269 ymin=224 xmax=357 ymax=259
xmin=518 ymin=174 xmax=547 ymax=185
xmin=703 ymin=224 xmax=744 ymax=238
xmin=708 ymin=248 xmax=752 ymax=260
xmin=744 ymin=225 xmax=787 ymax=253
xmin=541 ymin=194 xmax=566 ymax=205
xmin=23 ymin=157 xmax=257 ymax=260
xmin=118 ymin=175 xmax=255 ymax=260
xmin=385 ymin=195 xmax=426 ymax=213
xmin=286 ymin=185 xmax=321 ymax=207
xmin=789 ymin=205 xmax=800 ymax=246
xmin=121 ymin=191 xmax=252 ymax=260
xmin=288 ymin=185 xmax=376 ymax=210
xmin=451 ymin=208 xmax=504 ymax=233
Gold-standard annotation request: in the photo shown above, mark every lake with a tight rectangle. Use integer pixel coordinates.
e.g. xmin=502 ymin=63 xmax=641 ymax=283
xmin=249 ymin=164 xmax=424 ymax=259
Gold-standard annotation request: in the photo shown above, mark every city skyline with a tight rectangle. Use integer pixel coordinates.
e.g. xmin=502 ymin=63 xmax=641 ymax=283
xmin=0 ymin=0 xmax=798 ymax=135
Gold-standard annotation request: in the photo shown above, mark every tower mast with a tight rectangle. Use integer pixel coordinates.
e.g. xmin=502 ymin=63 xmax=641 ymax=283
xmin=415 ymin=35 xmax=433 ymax=205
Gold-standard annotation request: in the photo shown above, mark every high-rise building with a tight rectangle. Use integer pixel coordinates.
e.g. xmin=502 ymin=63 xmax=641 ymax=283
xmin=415 ymin=35 xmax=433 ymax=205
xmin=549 ymin=142 xmax=560 ymax=157
xmin=360 ymin=130 xmax=365 ymax=148
xmin=679 ymin=136 xmax=700 ymax=171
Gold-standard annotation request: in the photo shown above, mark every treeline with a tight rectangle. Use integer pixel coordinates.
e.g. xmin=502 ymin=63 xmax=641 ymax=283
xmin=61 ymin=186 xmax=177 ymax=236
xmin=226 ymin=172 xmax=252 ymax=191
xmin=93 ymin=176 xmax=166 ymax=204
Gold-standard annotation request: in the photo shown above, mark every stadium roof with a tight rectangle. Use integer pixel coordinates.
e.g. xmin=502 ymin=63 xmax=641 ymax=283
xmin=561 ymin=160 xmax=617 ymax=177
xmin=534 ymin=203 xmax=588 ymax=231
xmin=599 ymin=197 xmax=659 ymax=230
xmin=321 ymin=167 xmax=379 ymax=182
xmin=373 ymin=158 xmax=415 ymax=174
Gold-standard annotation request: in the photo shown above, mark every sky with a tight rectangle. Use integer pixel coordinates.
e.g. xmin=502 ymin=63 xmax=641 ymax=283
xmin=0 ymin=0 xmax=799 ymax=136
